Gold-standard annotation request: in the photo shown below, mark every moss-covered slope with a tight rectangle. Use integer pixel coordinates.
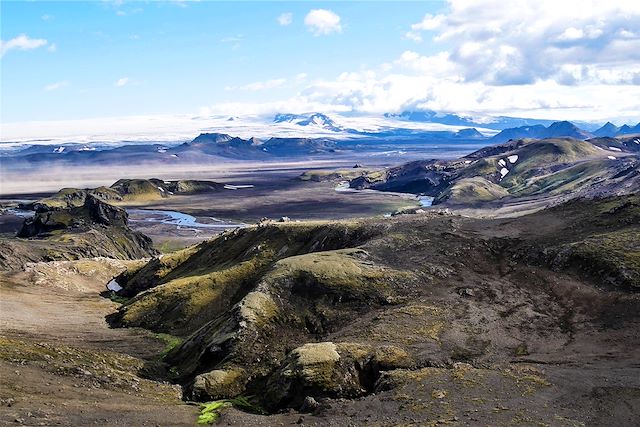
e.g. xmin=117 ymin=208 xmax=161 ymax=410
xmin=350 ymin=137 xmax=639 ymax=206
xmin=107 ymin=195 xmax=639 ymax=414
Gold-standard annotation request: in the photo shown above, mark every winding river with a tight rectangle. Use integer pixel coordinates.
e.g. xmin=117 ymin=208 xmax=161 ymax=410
xmin=126 ymin=209 xmax=245 ymax=230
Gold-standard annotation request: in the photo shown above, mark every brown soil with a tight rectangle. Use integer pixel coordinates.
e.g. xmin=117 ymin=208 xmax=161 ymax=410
xmin=0 ymin=258 xmax=198 ymax=426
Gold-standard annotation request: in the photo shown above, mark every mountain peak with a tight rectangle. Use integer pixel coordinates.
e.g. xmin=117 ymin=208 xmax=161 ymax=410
xmin=273 ymin=112 xmax=341 ymax=131
xmin=594 ymin=121 xmax=620 ymax=137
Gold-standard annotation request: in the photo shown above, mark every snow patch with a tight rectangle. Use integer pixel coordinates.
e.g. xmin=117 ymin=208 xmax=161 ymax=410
xmin=607 ymin=156 xmax=617 ymax=160
xmin=507 ymin=155 xmax=518 ymax=164
xmin=498 ymin=159 xmax=506 ymax=167
xmin=464 ymin=160 xmax=472 ymax=164
xmin=157 ymin=186 xmax=165 ymax=192
xmin=500 ymin=167 xmax=509 ymax=178
xmin=608 ymin=146 xmax=622 ymax=152
xmin=107 ymin=279 xmax=122 ymax=292
xmin=224 ymin=184 xmax=254 ymax=190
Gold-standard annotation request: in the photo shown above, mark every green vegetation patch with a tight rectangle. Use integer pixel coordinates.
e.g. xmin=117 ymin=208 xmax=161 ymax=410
xmin=197 ymin=397 xmax=266 ymax=424
xmin=268 ymin=248 xmax=403 ymax=301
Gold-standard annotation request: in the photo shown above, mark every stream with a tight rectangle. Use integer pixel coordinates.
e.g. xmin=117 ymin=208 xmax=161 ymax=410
xmin=126 ymin=209 xmax=245 ymax=230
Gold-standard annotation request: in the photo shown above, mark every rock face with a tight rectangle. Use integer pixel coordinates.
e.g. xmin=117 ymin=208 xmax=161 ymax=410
xmin=18 ymin=194 xmax=129 ymax=237
xmin=263 ymin=342 xmax=413 ymax=410
xmin=5 ymin=193 xmax=156 ymax=270
xmin=108 ymin=195 xmax=640 ymax=419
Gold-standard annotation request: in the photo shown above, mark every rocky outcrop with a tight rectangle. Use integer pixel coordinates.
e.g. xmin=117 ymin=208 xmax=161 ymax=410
xmin=5 ymin=194 xmax=156 ymax=270
xmin=263 ymin=342 xmax=413 ymax=410
xmin=18 ymin=194 xmax=129 ymax=237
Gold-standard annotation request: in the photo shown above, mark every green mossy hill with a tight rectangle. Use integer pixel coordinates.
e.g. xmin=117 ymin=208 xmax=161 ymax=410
xmin=109 ymin=221 xmax=386 ymax=333
xmin=111 ymin=178 xmax=171 ymax=201
xmin=24 ymin=186 xmax=123 ymax=211
xmin=299 ymin=168 xmax=385 ymax=183
xmin=22 ymin=179 xmax=226 ymax=211
xmin=110 ymin=178 xmax=225 ymax=201
xmin=107 ymin=195 xmax=638 ymax=412
xmin=522 ymin=195 xmax=640 ymax=290
xmin=434 ymin=177 xmax=509 ymax=204
xmin=349 ymin=137 xmax=639 ymax=206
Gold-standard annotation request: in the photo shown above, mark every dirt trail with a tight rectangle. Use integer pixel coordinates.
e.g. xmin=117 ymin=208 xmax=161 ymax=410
xmin=0 ymin=258 xmax=198 ymax=426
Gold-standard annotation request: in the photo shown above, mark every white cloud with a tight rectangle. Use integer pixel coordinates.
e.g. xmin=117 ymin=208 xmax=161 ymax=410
xmin=0 ymin=34 xmax=48 ymax=57
xmin=44 ymin=81 xmax=68 ymax=91
xmin=115 ymin=77 xmax=130 ymax=87
xmin=48 ymin=43 xmax=57 ymax=52
xmin=404 ymin=0 xmax=640 ymax=86
xmin=168 ymin=0 xmax=640 ymax=122
xmin=226 ymin=78 xmax=287 ymax=91
xmin=405 ymin=13 xmax=444 ymax=42
xmin=304 ymin=9 xmax=342 ymax=36
xmin=277 ymin=12 xmax=293 ymax=26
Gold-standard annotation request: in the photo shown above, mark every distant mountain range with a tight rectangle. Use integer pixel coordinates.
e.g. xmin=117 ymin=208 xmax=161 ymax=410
xmin=490 ymin=120 xmax=640 ymax=143
xmin=272 ymin=111 xmax=639 ymax=141
xmin=384 ymin=110 xmax=600 ymax=131
xmin=2 ymin=111 xmax=638 ymax=173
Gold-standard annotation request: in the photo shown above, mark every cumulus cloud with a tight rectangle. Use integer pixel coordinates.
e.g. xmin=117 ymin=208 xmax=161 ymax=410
xmin=240 ymin=0 xmax=636 ymax=121
xmin=277 ymin=12 xmax=293 ymax=26
xmin=304 ymin=9 xmax=342 ymax=36
xmin=405 ymin=13 xmax=444 ymax=42
xmin=44 ymin=81 xmax=68 ymax=91
xmin=115 ymin=77 xmax=130 ymax=87
xmin=200 ymin=1 xmax=640 ymax=123
xmin=406 ymin=0 xmax=640 ymax=86
xmin=0 ymin=34 xmax=48 ymax=57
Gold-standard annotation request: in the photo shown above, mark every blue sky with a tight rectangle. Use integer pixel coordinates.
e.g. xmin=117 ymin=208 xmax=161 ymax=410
xmin=1 ymin=1 xmax=446 ymax=122
xmin=2 ymin=0 xmax=640 ymax=127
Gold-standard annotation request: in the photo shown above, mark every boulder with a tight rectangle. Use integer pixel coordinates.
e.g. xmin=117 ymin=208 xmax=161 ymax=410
xmin=263 ymin=341 xmax=413 ymax=410
xmin=191 ymin=368 xmax=246 ymax=401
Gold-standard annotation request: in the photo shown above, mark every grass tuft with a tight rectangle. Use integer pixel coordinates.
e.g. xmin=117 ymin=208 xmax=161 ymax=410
xmin=197 ymin=397 xmax=266 ymax=424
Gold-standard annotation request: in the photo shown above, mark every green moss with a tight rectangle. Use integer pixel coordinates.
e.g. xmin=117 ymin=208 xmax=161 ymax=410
xmin=193 ymin=368 xmax=247 ymax=400
xmin=436 ymin=177 xmax=509 ymax=204
xmin=287 ymin=342 xmax=341 ymax=392
xmin=120 ymin=254 xmax=272 ymax=333
xmin=155 ymin=333 xmax=183 ymax=359
xmin=109 ymin=291 xmax=130 ymax=305
xmin=268 ymin=248 xmax=401 ymax=300
xmin=197 ymin=397 xmax=266 ymax=424
xmin=562 ymin=229 xmax=640 ymax=288
xmin=299 ymin=168 xmax=384 ymax=183
xmin=515 ymin=343 xmax=529 ymax=357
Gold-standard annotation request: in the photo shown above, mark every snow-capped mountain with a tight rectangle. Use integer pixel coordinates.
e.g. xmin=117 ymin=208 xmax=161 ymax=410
xmin=273 ymin=112 xmax=343 ymax=132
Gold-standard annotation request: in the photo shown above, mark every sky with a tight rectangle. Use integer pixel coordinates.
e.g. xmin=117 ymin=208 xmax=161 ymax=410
xmin=2 ymin=0 xmax=640 ymax=130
